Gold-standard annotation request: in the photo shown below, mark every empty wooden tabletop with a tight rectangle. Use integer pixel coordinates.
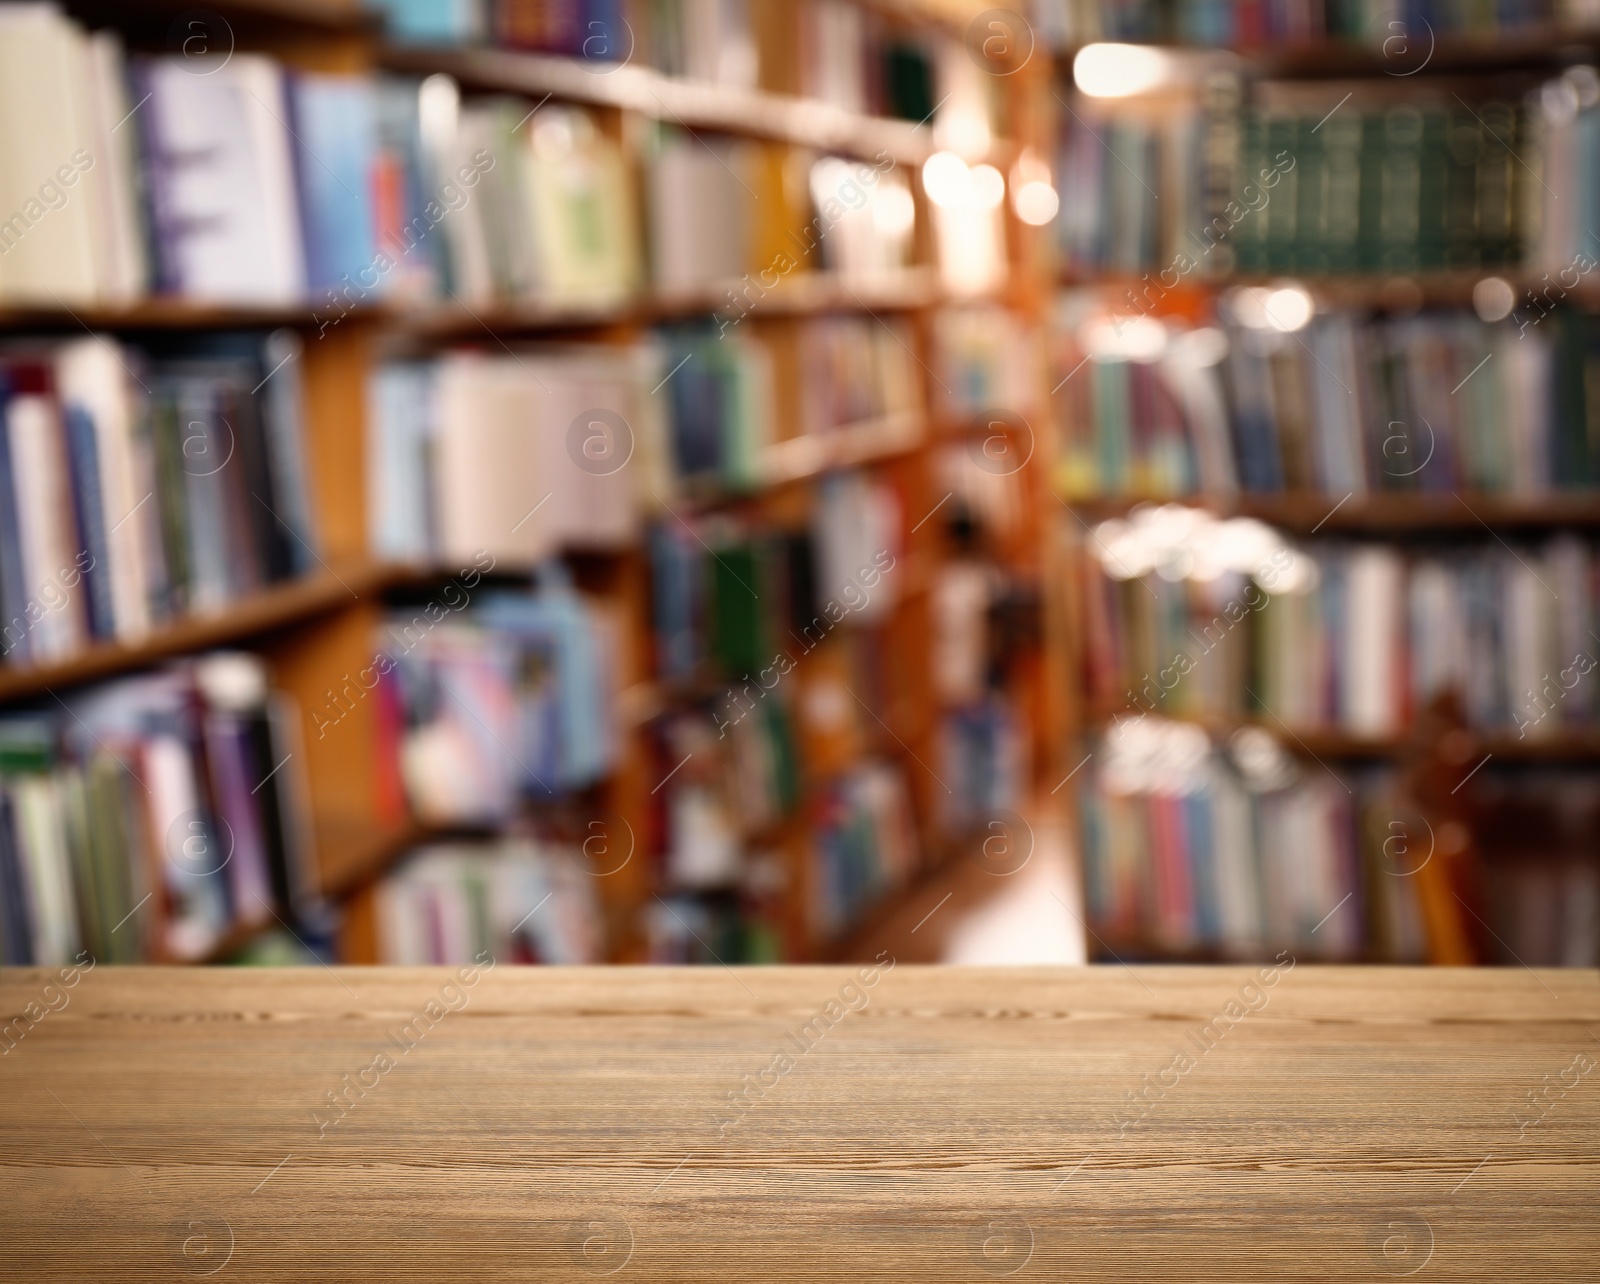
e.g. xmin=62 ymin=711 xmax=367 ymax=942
xmin=1 ymin=963 xmax=1596 ymax=1281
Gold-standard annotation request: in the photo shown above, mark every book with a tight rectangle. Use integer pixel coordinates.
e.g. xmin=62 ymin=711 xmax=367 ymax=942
xmin=0 ymin=652 xmax=313 ymax=964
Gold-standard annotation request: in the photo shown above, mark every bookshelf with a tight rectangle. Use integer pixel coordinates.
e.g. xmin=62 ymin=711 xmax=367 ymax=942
xmin=1042 ymin=12 xmax=1600 ymax=970
xmin=0 ymin=0 xmax=1050 ymax=969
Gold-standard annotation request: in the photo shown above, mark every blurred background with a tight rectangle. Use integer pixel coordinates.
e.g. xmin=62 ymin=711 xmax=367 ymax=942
xmin=0 ymin=0 xmax=1593 ymax=971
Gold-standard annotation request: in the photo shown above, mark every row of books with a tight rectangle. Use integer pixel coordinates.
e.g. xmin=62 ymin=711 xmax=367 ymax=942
xmin=373 ymin=0 xmax=958 ymax=125
xmin=1051 ymin=300 xmax=1600 ymax=498
xmin=1057 ymin=81 xmax=1537 ymax=277
xmin=648 ymin=470 xmax=902 ymax=683
xmin=809 ymin=757 xmax=919 ymax=939
xmin=372 ymin=837 xmax=602 ymax=963
xmin=0 ymin=653 xmax=312 ymax=966
xmin=373 ymin=577 xmax=622 ymax=826
xmin=1078 ymin=719 xmax=1424 ymax=960
xmin=365 ymin=320 xmax=922 ymax=568
xmin=1080 ymin=719 xmax=1599 ymax=966
xmin=1083 ymin=507 xmax=1600 ymax=738
xmin=367 ymin=347 xmax=646 ymax=567
xmin=1 ymin=8 xmax=930 ymax=310
xmin=0 ymin=332 xmax=316 ymax=670
xmin=1031 ymin=0 xmax=1594 ymax=46
xmin=657 ymin=704 xmax=799 ymax=891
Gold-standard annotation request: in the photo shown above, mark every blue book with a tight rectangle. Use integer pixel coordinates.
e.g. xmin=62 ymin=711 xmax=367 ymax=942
xmin=366 ymin=0 xmax=485 ymax=43
xmin=0 ymin=377 xmax=30 ymax=662
xmin=290 ymin=74 xmax=378 ymax=298
xmin=61 ymin=404 xmax=116 ymax=641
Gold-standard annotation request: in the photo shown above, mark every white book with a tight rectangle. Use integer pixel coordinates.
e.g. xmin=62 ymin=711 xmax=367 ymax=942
xmin=6 ymin=391 xmax=84 ymax=661
xmin=649 ymin=135 xmax=751 ymax=296
xmin=55 ymin=337 xmax=150 ymax=640
xmin=547 ymin=352 xmax=639 ymax=549
xmin=83 ymin=32 xmax=147 ymax=302
xmin=434 ymin=353 xmax=555 ymax=567
xmin=142 ymin=55 xmax=306 ymax=302
xmin=0 ymin=5 xmax=101 ymax=303
xmin=1345 ymin=545 xmax=1403 ymax=737
xmin=1504 ymin=552 xmax=1550 ymax=736
xmin=1209 ymin=767 xmax=1262 ymax=952
xmin=15 ymin=774 xmax=79 ymax=965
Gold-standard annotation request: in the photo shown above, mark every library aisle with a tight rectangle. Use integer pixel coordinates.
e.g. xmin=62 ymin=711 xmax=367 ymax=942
xmin=0 ymin=0 xmax=1592 ymax=976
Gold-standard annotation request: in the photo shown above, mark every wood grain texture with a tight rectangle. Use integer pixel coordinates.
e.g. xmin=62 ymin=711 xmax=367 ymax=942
xmin=1 ymin=965 xmax=1596 ymax=1281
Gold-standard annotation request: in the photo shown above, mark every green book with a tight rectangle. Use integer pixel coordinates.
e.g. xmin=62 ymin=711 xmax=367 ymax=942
xmin=1443 ymin=108 xmax=1482 ymax=271
xmin=1293 ymin=114 xmax=1327 ymax=275
xmin=1417 ymin=109 xmax=1449 ymax=271
xmin=1322 ymin=110 xmax=1364 ymax=274
xmin=1356 ymin=110 xmax=1387 ymax=273
xmin=710 ymin=539 xmax=765 ymax=680
xmin=1263 ymin=114 xmax=1299 ymax=273
xmin=1379 ymin=106 xmax=1424 ymax=273
xmin=1232 ymin=109 xmax=1268 ymax=275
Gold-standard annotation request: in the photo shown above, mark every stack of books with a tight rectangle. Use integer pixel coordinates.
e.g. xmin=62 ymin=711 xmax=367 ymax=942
xmin=1077 ymin=718 xmax=1408 ymax=960
xmin=1082 ymin=504 xmax=1600 ymax=740
xmin=0 ymin=332 xmax=317 ymax=670
xmin=0 ymin=652 xmax=313 ymax=965
xmin=1053 ymin=299 xmax=1600 ymax=498
xmin=809 ymin=757 xmax=918 ymax=939
xmin=1057 ymin=80 xmax=1551 ymax=278
xmin=0 ymin=8 xmax=637 ymax=311
xmin=372 ymin=579 xmax=622 ymax=826
xmin=1034 ymin=0 xmax=1594 ymax=47
xmin=372 ymin=0 xmax=948 ymax=125
xmin=373 ymin=837 xmax=602 ymax=963
xmin=367 ymin=347 xmax=648 ymax=566
xmin=648 ymin=471 xmax=902 ymax=683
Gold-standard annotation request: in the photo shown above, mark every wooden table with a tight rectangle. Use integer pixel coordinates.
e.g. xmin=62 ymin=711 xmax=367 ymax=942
xmin=1 ymin=964 xmax=1596 ymax=1281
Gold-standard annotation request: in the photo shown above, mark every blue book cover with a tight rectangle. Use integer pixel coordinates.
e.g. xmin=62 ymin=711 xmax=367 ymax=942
xmin=61 ymin=404 xmax=116 ymax=642
xmin=0 ymin=378 xmax=30 ymax=662
xmin=366 ymin=0 xmax=484 ymax=43
xmin=289 ymin=74 xmax=378 ymax=298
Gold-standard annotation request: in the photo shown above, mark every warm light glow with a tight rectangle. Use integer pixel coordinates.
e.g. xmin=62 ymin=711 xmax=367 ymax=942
xmin=1232 ymin=284 xmax=1315 ymax=333
xmin=872 ymin=180 xmax=916 ymax=237
xmin=1072 ymin=43 xmax=1175 ymax=98
xmin=922 ymin=151 xmax=971 ymax=209
xmin=933 ymin=106 xmax=992 ymax=163
xmin=1013 ymin=180 xmax=1059 ymax=225
xmin=1473 ymin=275 xmax=1515 ymax=323
xmin=1082 ymin=315 xmax=1167 ymax=361
xmin=969 ymin=163 xmax=1005 ymax=211
xmin=1091 ymin=504 xmax=1314 ymax=593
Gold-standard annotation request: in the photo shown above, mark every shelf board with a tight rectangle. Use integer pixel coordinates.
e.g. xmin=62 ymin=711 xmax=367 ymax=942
xmin=0 ymin=298 xmax=383 ymax=332
xmin=0 ymin=272 xmax=951 ymax=335
xmin=378 ymin=44 xmax=947 ymax=165
xmin=0 ymin=561 xmax=432 ymax=705
xmin=765 ymin=412 xmax=925 ymax=485
xmin=1053 ymin=27 xmax=1600 ymax=77
xmin=1059 ymin=267 xmax=1596 ymax=312
xmin=62 ymin=0 xmax=374 ymax=33
xmin=1081 ymin=712 xmax=1600 ymax=761
xmin=1063 ymin=491 xmax=1600 ymax=533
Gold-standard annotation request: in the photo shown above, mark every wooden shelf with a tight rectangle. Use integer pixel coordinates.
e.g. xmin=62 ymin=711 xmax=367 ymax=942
xmin=62 ymin=0 xmax=375 ymax=33
xmin=1080 ymin=711 xmax=1600 ymax=761
xmin=1053 ymin=26 xmax=1600 ymax=78
xmin=0 ymin=298 xmax=384 ymax=332
xmin=378 ymin=44 xmax=953 ymax=165
xmin=1063 ymin=491 xmax=1600 ymax=533
xmin=0 ymin=272 xmax=949 ymax=336
xmin=0 ymin=562 xmax=450 ymax=705
xmin=765 ymin=413 xmax=925 ymax=484
xmin=1059 ymin=267 xmax=1600 ymax=313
